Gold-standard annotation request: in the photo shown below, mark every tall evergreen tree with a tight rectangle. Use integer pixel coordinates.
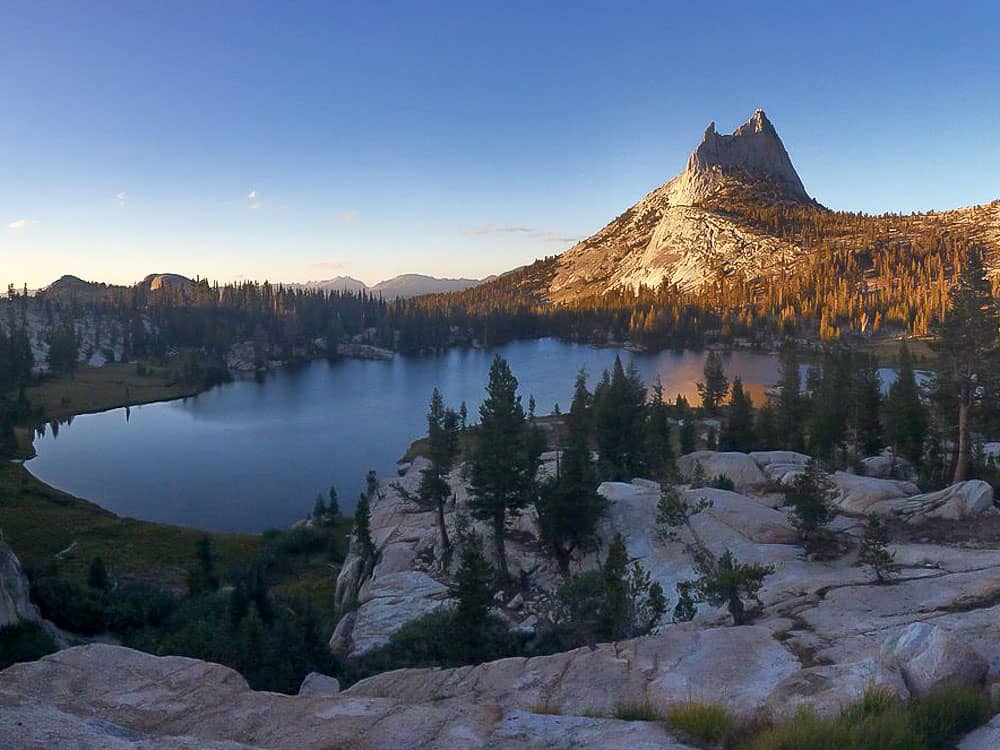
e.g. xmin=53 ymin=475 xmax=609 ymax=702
xmin=721 ymin=377 xmax=755 ymax=452
xmin=784 ymin=459 xmax=836 ymax=549
xmin=643 ymin=377 xmax=674 ymax=478
xmin=536 ymin=370 xmax=605 ymax=574
xmin=593 ymin=356 xmax=647 ymax=480
xmin=697 ymin=350 xmax=729 ymax=414
xmin=884 ymin=340 xmax=928 ymax=466
xmin=419 ymin=388 xmax=461 ymax=556
xmin=469 ymin=356 xmax=541 ymax=579
xmin=930 ymin=247 xmax=999 ymax=483
xmin=353 ymin=495 xmax=376 ymax=564
xmin=807 ymin=349 xmax=851 ymax=460
xmin=448 ymin=533 xmax=495 ymax=661
xmin=850 ymin=352 xmax=883 ymax=458
xmin=676 ymin=395 xmax=697 ymax=455
xmin=777 ymin=343 xmax=804 ymax=451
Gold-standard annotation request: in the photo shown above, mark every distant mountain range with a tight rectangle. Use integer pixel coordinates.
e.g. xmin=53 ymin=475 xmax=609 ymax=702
xmin=289 ymin=273 xmax=489 ymax=299
xmin=40 ymin=272 xmax=489 ymax=302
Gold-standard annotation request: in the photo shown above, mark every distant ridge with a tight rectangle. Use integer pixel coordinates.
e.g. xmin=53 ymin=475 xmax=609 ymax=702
xmin=292 ymin=273 xmax=486 ymax=299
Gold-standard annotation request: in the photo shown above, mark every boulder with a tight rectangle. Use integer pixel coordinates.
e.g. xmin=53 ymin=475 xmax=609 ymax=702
xmin=960 ymin=713 xmax=1000 ymax=749
xmin=765 ymin=658 xmax=909 ymax=718
xmin=298 ymin=672 xmax=340 ymax=697
xmin=878 ymin=481 xmax=995 ymax=524
xmin=860 ymin=453 xmax=917 ymax=482
xmin=676 ymin=451 xmax=767 ymax=492
xmin=879 ymin=622 xmax=987 ymax=697
xmin=749 ymin=451 xmax=810 ymax=485
xmin=828 ymin=472 xmax=919 ymax=514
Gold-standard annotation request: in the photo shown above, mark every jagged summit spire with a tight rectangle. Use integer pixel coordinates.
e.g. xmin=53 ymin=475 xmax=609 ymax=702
xmin=676 ymin=109 xmax=809 ymax=204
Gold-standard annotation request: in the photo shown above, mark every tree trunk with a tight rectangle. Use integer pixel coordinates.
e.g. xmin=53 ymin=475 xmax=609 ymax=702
xmin=728 ymin=588 xmax=745 ymax=626
xmin=954 ymin=400 xmax=970 ymax=484
xmin=493 ymin=509 xmax=508 ymax=580
xmin=436 ymin=498 xmax=451 ymax=564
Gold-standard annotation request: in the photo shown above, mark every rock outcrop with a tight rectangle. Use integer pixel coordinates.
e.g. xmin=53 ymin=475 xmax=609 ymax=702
xmin=546 ymin=111 xmax=815 ymax=300
xmin=876 ymin=480 xmax=996 ymax=523
xmin=0 ymin=540 xmax=41 ymax=628
xmin=0 ymin=645 xmax=693 ymax=749
xmin=347 ymin=624 xmax=800 ymax=716
xmin=676 ymin=450 xmax=767 ymax=492
xmin=297 ymin=672 xmax=340 ymax=697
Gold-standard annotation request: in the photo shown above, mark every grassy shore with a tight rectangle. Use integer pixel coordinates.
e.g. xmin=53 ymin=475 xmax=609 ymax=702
xmin=3 ymin=361 xmax=345 ymax=607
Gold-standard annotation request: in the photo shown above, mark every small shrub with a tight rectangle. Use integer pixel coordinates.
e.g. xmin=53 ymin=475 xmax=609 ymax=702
xmin=614 ymin=700 xmax=664 ymax=722
xmin=0 ymin=623 xmax=57 ymax=670
xmin=666 ymin=701 xmax=736 ymax=746
xmin=31 ymin=577 xmax=106 ymax=634
xmin=708 ymin=474 xmax=735 ymax=491
xmin=529 ymin=698 xmax=563 ymax=715
xmin=105 ymin=583 xmax=177 ymax=632
xmin=910 ymin=684 xmax=992 ymax=749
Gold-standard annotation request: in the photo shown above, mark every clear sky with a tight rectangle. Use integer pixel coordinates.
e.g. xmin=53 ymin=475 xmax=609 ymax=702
xmin=3 ymin=1 xmax=999 ymax=291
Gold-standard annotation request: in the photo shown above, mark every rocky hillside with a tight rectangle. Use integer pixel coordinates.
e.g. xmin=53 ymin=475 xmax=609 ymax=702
xmin=470 ymin=110 xmax=1000 ymax=307
xmin=8 ymin=452 xmax=1000 ymax=747
xmin=330 ymin=450 xmax=1000 ymax=728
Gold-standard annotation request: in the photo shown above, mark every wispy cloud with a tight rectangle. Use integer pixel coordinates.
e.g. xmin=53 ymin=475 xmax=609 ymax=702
xmin=311 ymin=261 xmax=346 ymax=271
xmin=247 ymin=189 xmax=257 ymax=200
xmin=339 ymin=210 xmax=358 ymax=223
xmin=248 ymin=202 xmax=265 ymax=210
xmin=461 ymin=223 xmax=579 ymax=245
xmin=462 ymin=223 xmax=534 ymax=236
xmin=115 ymin=191 xmax=127 ymax=207
xmin=7 ymin=219 xmax=37 ymax=230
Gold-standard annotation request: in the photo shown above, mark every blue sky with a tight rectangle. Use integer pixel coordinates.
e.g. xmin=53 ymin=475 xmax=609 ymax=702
xmin=3 ymin=1 xmax=999 ymax=290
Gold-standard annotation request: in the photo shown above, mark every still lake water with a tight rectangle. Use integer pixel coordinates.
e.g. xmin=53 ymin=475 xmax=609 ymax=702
xmin=28 ymin=339 xmax=785 ymax=533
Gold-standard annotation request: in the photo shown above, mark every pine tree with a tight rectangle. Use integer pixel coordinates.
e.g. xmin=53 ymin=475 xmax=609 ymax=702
xmin=777 ymin=343 xmax=804 ymax=451
xmin=593 ymin=356 xmax=647 ymax=480
xmin=353 ymin=494 xmax=376 ymax=563
xmin=697 ymin=350 xmax=729 ymax=414
xmin=327 ymin=486 xmax=340 ymax=517
xmin=681 ymin=549 xmax=774 ymax=626
xmin=644 ymin=377 xmax=674 ymax=478
xmin=850 ymin=352 xmax=883 ymax=458
xmin=600 ymin=534 xmax=666 ymax=640
xmin=469 ymin=356 xmax=541 ymax=579
xmin=676 ymin=395 xmax=697 ymax=455
xmin=312 ymin=494 xmax=327 ymax=524
xmin=807 ymin=349 xmax=851 ymax=460
xmin=536 ymin=370 xmax=605 ymax=574
xmin=419 ymin=388 xmax=461 ymax=555
xmin=884 ymin=341 xmax=928 ymax=466
xmin=931 ymin=247 xmax=998 ymax=483
xmin=449 ymin=533 xmax=495 ymax=660
xmin=858 ymin=513 xmax=894 ymax=583
xmin=721 ymin=377 xmax=755 ymax=452
xmin=88 ymin=557 xmax=109 ymax=592
xmin=784 ymin=459 xmax=836 ymax=549
xmin=187 ymin=536 xmax=219 ymax=596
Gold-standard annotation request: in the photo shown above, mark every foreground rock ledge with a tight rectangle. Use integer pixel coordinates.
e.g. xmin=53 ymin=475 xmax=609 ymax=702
xmin=0 ymin=644 xmax=693 ymax=749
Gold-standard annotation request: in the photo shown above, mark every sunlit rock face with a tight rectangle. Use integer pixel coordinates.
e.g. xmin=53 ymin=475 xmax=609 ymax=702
xmin=547 ymin=110 xmax=814 ymax=302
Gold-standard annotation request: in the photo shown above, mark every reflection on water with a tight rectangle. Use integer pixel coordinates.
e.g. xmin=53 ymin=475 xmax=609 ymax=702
xmin=28 ymin=339 xmax=783 ymax=533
